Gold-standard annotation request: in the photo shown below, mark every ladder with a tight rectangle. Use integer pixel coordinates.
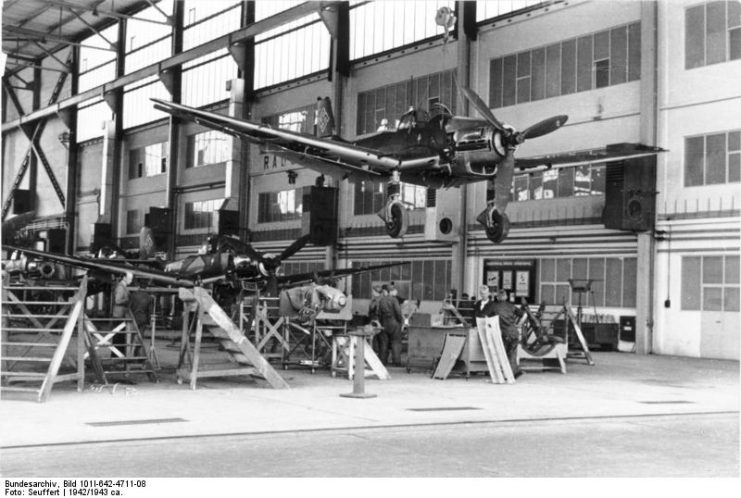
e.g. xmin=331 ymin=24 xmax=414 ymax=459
xmin=524 ymin=303 xmax=593 ymax=366
xmin=240 ymin=295 xmax=289 ymax=362
xmin=1 ymin=277 xmax=87 ymax=402
xmin=176 ymin=287 xmax=289 ymax=389
xmin=82 ymin=312 xmax=158 ymax=384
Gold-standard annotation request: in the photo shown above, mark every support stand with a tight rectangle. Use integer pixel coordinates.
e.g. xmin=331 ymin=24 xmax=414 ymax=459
xmin=340 ymin=328 xmax=378 ymax=399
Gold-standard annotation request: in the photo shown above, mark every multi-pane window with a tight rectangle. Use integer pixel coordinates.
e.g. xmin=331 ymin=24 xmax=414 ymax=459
xmin=539 ymin=257 xmax=637 ymax=308
xmin=349 ymin=1 xmax=455 ymax=60
xmin=353 ymin=181 xmax=427 ymax=215
xmin=513 ymin=164 xmax=606 ymax=201
xmin=682 ymin=255 xmax=740 ymax=311
xmin=126 ymin=210 xmax=140 ymax=235
xmin=685 ymin=130 xmax=741 ymax=186
xmin=186 ymin=131 xmax=232 ymax=168
xmin=686 ymin=1 xmax=741 ymax=69
xmin=282 ymin=261 xmax=326 ymax=277
xmin=184 ymin=199 xmax=221 ymax=230
xmin=490 ymin=22 xmax=640 ymax=108
xmin=129 ymin=142 xmax=168 ymax=179
xmin=356 ymin=69 xmax=457 ymax=135
xmin=257 ymin=189 xmax=303 ymax=223
xmin=351 ymin=259 xmax=450 ymax=301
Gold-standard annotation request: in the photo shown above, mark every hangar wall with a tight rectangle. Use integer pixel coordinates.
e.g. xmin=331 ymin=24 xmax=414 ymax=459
xmin=2 ymin=0 xmax=738 ymax=359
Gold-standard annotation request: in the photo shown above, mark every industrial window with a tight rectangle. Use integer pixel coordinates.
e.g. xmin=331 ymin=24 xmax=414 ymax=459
xmin=184 ymin=199 xmax=221 ymax=230
xmin=489 ymin=22 xmax=640 ymax=107
xmin=281 ymin=261 xmax=326 ymax=277
xmin=257 ymin=189 xmax=303 ymax=223
xmin=353 ymin=181 xmax=426 ymax=215
xmin=477 ymin=1 xmax=545 ymax=22
xmin=351 ymin=259 xmax=449 ymax=302
xmin=124 ymin=0 xmax=173 ymax=74
xmin=513 ymin=164 xmax=606 ymax=201
xmin=129 ymin=142 xmax=168 ymax=179
xmin=123 ymin=75 xmax=172 ymax=130
xmin=539 ymin=257 xmax=637 ymax=309
xmin=263 ymin=105 xmax=315 ymax=135
xmin=686 ymin=1 xmax=741 ymax=69
xmin=186 ymin=131 xmax=232 ymax=168
xmin=126 ymin=210 xmax=140 ymax=235
xmin=684 ymin=130 xmax=741 ymax=186
xmin=349 ymin=1 xmax=455 ymax=60
xmin=681 ymin=255 xmax=740 ymax=311
xmin=356 ymin=70 xmax=456 ymax=136
xmin=76 ymin=98 xmax=113 ymax=143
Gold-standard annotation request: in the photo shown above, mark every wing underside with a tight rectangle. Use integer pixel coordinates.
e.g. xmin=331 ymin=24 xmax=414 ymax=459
xmin=515 ymin=143 xmax=666 ymax=170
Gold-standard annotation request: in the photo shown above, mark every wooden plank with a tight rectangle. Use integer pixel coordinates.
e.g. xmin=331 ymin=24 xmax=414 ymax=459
xmin=475 ymin=317 xmax=504 ymax=384
xmin=432 ymin=334 xmax=466 ymax=380
xmin=38 ymin=297 xmax=83 ymax=402
xmin=190 ymin=318 xmax=204 ymax=390
xmin=361 ymin=337 xmax=390 ymax=380
xmin=485 ymin=317 xmax=515 ymax=384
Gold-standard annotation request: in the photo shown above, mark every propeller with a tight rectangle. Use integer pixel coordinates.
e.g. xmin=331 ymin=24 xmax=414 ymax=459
xmin=454 ymin=75 xmax=568 ymax=145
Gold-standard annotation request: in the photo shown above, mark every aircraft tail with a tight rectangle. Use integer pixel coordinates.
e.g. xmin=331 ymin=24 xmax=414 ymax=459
xmin=315 ymin=97 xmax=336 ymax=137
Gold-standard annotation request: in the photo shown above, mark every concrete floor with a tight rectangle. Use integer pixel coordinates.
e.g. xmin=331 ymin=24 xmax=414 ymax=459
xmin=1 ymin=343 xmax=739 ymax=479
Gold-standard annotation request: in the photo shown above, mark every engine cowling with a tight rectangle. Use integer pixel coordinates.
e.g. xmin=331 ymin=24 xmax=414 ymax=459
xmin=450 ymin=127 xmax=507 ymax=177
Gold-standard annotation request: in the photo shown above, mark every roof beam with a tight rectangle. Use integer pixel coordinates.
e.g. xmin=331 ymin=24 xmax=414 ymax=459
xmin=2 ymin=2 xmax=338 ymax=132
xmin=4 ymin=26 xmax=116 ymax=51
xmin=143 ymin=0 xmax=172 ymax=24
xmin=66 ymin=7 xmax=117 ymax=50
xmin=6 ymin=61 xmax=70 ymax=74
xmin=42 ymin=0 xmax=172 ymax=26
xmin=32 ymin=41 xmax=73 ymax=71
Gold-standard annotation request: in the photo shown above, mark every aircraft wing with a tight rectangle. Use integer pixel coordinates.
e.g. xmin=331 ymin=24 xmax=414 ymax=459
xmin=274 ymin=262 xmax=411 ymax=289
xmin=4 ymin=245 xmax=196 ymax=287
xmin=152 ymin=99 xmax=402 ymax=183
xmin=515 ymin=143 xmax=666 ymax=170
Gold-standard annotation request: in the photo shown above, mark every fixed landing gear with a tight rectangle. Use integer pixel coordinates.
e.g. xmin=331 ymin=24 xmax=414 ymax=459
xmin=377 ymin=170 xmax=409 ymax=239
xmin=477 ymin=205 xmax=510 ymax=244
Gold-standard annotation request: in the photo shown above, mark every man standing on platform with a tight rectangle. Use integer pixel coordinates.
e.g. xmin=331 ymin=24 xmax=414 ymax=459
xmin=491 ymin=289 xmax=524 ymax=379
xmin=473 ymin=285 xmax=496 ymax=318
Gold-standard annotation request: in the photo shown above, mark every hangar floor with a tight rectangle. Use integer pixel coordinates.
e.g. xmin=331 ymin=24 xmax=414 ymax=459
xmin=1 ymin=346 xmax=738 ymax=477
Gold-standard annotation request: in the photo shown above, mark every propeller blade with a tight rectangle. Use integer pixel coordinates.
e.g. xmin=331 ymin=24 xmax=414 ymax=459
xmin=278 ymin=233 xmax=311 ymax=262
xmin=520 ymin=115 xmax=568 ymax=141
xmin=454 ymin=75 xmax=506 ymax=132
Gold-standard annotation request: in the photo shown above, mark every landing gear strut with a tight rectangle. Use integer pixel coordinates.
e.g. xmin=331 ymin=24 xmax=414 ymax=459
xmin=476 ymin=178 xmax=510 ymax=244
xmin=377 ymin=170 xmax=408 ymax=238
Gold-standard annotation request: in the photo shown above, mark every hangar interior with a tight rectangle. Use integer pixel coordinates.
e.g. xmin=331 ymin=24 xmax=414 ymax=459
xmin=2 ymin=0 xmax=739 ymax=363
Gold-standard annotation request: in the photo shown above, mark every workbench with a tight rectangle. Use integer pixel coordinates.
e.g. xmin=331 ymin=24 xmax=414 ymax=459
xmin=406 ymin=325 xmax=489 ymax=377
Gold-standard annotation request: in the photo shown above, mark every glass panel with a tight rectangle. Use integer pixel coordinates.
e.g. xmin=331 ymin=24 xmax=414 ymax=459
xmin=595 ymin=59 xmax=610 ymax=88
xmin=542 ymin=170 xmax=557 ymax=199
xmin=605 ymin=258 xmax=623 ymax=307
xmin=588 ymin=259 xmax=605 ymax=307
xmin=515 ymin=175 xmax=530 ymax=201
xmin=591 ymin=164 xmax=606 ymax=194
xmin=572 ymin=258 xmax=588 ymax=280
xmin=556 ymin=259 xmax=571 ymax=281
xmin=703 ymin=256 xmax=724 ymax=283
xmin=686 ymin=5 xmax=706 ymax=69
xmin=724 ymin=287 xmax=740 ymax=311
xmin=503 ymin=55 xmax=517 ymax=106
xmin=594 ymin=30 xmax=609 ymax=60
xmin=622 ymin=257 xmax=637 ymax=308
xmin=726 ymin=151 xmax=738 ymax=181
xmin=541 ymin=258 xmax=555 ymax=281
xmin=76 ymin=99 xmax=112 ymax=142
xmin=628 ymin=22 xmax=641 ymax=80
xmin=731 ymin=27 xmax=741 ymax=60
xmin=561 ymin=39 xmax=576 ymax=95
xmin=705 ymin=133 xmax=727 ymax=184
xmin=423 ymin=260 xmax=435 ymax=300
xmin=555 ymin=284 xmax=571 ymax=306
xmin=725 ymin=255 xmax=740 ymax=284
xmin=681 ymin=256 xmax=702 ymax=310
xmin=577 ymin=35 xmax=593 ymax=92
xmin=730 ymin=130 xmax=741 ymax=151
xmin=685 ymin=136 xmax=705 ymax=186
xmin=574 ymin=165 xmax=591 ymax=196
xmin=529 ymin=172 xmax=543 ymax=200
xmin=706 ymin=1 xmax=728 ymax=64
xmin=531 ymin=48 xmax=546 ymax=101
xmin=610 ymin=26 xmax=628 ymax=85
xmin=557 ymin=167 xmax=575 ymax=197
xmin=703 ymin=286 xmax=723 ymax=311
xmin=545 ymin=44 xmax=561 ymax=98
xmin=490 ymin=59 xmax=504 ymax=108
xmin=540 ymin=284 xmax=555 ymax=305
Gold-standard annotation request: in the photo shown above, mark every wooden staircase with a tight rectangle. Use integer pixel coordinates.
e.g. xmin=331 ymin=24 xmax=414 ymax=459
xmin=1 ymin=278 xmax=87 ymax=402
xmin=176 ymin=287 xmax=289 ymax=389
xmin=82 ymin=313 xmax=158 ymax=384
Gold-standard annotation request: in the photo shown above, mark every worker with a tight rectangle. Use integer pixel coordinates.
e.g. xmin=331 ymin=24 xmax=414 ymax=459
xmin=473 ymin=284 xmax=496 ymax=318
xmin=376 ymin=284 xmax=403 ymax=366
xmin=491 ymin=289 xmax=524 ymax=379
xmin=112 ymin=271 xmax=134 ymax=350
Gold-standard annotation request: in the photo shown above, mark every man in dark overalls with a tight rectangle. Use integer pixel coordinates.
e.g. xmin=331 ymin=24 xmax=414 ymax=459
xmin=376 ymin=284 xmax=403 ymax=366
